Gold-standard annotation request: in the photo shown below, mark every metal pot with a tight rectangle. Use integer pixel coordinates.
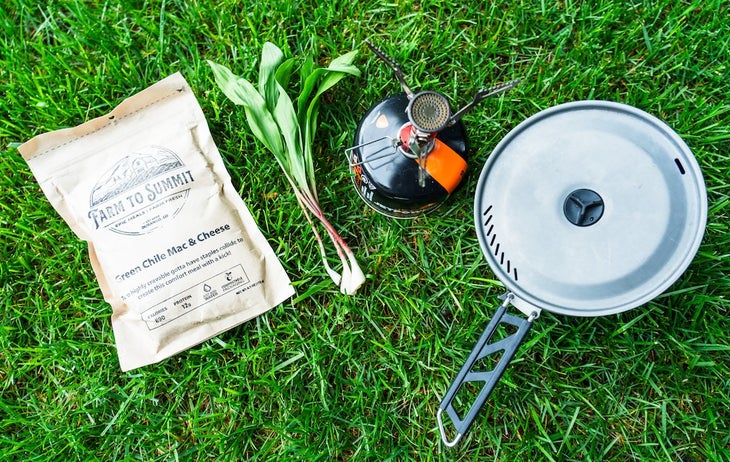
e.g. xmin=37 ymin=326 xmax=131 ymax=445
xmin=437 ymin=100 xmax=707 ymax=446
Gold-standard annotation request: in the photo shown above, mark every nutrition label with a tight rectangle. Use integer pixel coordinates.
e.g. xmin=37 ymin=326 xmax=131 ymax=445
xmin=141 ymin=264 xmax=249 ymax=329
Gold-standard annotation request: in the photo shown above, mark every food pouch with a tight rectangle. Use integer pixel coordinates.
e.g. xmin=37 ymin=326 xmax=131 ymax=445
xmin=19 ymin=72 xmax=295 ymax=371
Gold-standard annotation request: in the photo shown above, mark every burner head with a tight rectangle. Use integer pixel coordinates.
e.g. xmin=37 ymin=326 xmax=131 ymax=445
xmin=407 ymin=91 xmax=451 ymax=132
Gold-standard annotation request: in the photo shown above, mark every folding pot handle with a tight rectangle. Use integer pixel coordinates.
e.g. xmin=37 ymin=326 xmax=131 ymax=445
xmin=438 ymin=294 xmax=538 ymax=447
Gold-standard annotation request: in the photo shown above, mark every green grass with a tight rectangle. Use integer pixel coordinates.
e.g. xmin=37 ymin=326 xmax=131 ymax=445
xmin=1 ymin=0 xmax=729 ymax=460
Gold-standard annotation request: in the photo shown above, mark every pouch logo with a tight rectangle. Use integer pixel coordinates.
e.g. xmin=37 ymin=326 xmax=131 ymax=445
xmin=87 ymin=146 xmax=194 ymax=235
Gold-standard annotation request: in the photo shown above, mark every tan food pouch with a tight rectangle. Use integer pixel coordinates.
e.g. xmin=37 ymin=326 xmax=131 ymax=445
xmin=19 ymin=72 xmax=295 ymax=371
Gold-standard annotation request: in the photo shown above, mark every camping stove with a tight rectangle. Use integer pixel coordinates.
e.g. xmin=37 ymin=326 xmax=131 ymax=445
xmin=346 ymin=41 xmax=519 ymax=218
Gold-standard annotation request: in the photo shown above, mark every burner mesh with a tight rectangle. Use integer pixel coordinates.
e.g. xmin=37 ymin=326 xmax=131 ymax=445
xmin=408 ymin=92 xmax=450 ymax=132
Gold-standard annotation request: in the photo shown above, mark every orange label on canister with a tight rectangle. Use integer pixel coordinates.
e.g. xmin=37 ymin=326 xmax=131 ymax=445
xmin=416 ymin=140 xmax=467 ymax=193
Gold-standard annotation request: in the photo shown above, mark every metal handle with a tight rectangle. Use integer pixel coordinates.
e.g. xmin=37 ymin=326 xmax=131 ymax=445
xmin=438 ymin=294 xmax=537 ymax=447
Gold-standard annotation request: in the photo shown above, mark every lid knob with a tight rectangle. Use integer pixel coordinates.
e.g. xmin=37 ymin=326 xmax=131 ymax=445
xmin=563 ymin=189 xmax=604 ymax=227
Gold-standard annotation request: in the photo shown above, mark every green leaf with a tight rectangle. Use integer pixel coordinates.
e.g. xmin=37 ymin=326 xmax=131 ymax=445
xmin=272 ymin=79 xmax=306 ymax=189
xmin=326 ymin=49 xmax=361 ymax=75
xmin=300 ymin=53 xmax=315 ymax=92
xmin=259 ymin=42 xmax=285 ymax=114
xmin=206 ymin=59 xmax=285 ymax=161
xmin=275 ymin=57 xmax=297 ymax=90
xmin=297 ymin=50 xmax=360 ymax=117
xmin=207 ymin=60 xmax=255 ymax=106
xmin=298 ymin=54 xmax=316 ymax=115
xmin=297 ymin=50 xmax=360 ymax=192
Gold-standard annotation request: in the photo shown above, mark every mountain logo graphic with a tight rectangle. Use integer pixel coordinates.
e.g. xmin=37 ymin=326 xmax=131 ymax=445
xmin=87 ymin=146 xmax=194 ymax=235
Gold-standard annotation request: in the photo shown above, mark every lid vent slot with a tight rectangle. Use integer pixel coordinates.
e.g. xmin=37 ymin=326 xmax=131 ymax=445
xmin=674 ymin=158 xmax=686 ymax=175
xmin=481 ymin=205 xmax=518 ymax=282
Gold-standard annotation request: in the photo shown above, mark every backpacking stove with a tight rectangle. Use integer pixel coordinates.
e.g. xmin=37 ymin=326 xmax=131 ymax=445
xmin=346 ymin=41 xmax=519 ymax=218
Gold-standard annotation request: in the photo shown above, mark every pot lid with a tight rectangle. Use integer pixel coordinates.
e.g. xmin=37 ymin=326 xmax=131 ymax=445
xmin=474 ymin=101 xmax=707 ymax=317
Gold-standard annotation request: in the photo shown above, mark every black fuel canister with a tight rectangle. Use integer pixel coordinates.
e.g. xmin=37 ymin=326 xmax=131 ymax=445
xmin=349 ymin=93 xmax=468 ymax=218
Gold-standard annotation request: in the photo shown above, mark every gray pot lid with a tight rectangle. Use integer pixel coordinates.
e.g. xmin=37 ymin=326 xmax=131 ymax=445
xmin=474 ymin=101 xmax=707 ymax=317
